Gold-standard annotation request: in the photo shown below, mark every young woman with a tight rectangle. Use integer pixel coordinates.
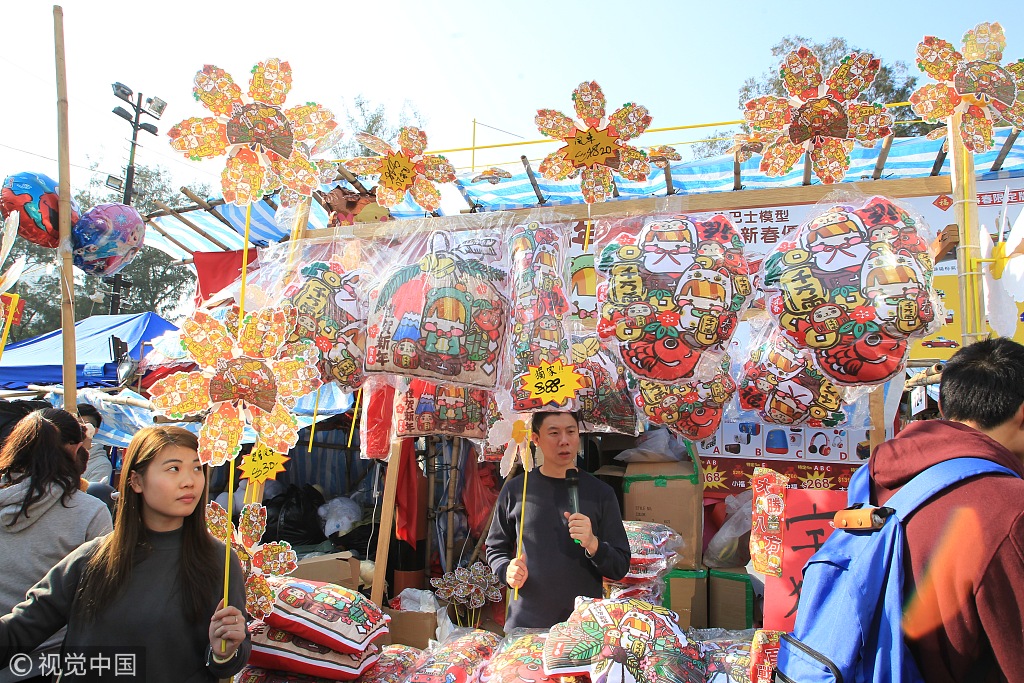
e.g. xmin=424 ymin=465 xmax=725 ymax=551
xmin=0 ymin=425 xmax=250 ymax=682
xmin=0 ymin=409 xmax=112 ymax=621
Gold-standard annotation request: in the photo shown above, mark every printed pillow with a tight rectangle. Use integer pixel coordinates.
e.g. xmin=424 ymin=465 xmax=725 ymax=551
xmin=265 ymin=576 xmax=389 ymax=654
xmin=237 ymin=665 xmax=338 ymax=682
xmin=248 ymin=621 xmax=379 ymax=681
xmin=405 ymin=629 xmax=500 ymax=683
xmin=353 ymin=644 xmax=422 ymax=683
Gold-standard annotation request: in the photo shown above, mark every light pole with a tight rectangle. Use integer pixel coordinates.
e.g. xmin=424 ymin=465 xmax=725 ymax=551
xmin=107 ymin=82 xmax=166 ymax=314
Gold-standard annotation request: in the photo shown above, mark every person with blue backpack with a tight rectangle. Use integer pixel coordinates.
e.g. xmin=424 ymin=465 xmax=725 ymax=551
xmin=777 ymin=337 xmax=1024 ymax=683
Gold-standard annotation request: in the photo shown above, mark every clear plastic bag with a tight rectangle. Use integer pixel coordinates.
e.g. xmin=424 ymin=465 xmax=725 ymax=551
xmin=704 ymin=491 xmax=753 ymax=569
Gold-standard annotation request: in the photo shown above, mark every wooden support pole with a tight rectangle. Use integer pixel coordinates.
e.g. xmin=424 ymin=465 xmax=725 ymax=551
xmin=732 ymin=152 xmax=742 ymax=191
xmin=871 ymin=134 xmax=895 ymax=181
xmin=664 ymin=163 xmax=675 ymax=196
xmin=53 ymin=6 xmax=76 ymax=413
xmin=179 ymin=187 xmax=235 ymax=229
xmin=930 ymin=224 xmax=960 ymax=263
xmin=521 ymin=156 xmax=546 ymax=205
xmin=153 ymin=200 xmax=232 ymax=251
xmin=424 ymin=441 xmax=436 ymax=587
xmin=930 ymin=145 xmax=948 ymax=177
xmin=263 ymin=197 xmax=278 ymax=211
xmin=146 ymin=219 xmax=195 ymax=256
xmin=989 ymin=129 xmax=1020 ymax=173
xmin=611 ymin=179 xmax=620 ymax=198
xmin=371 ymin=441 xmax=404 ymax=607
xmin=336 ymin=166 xmax=370 ymax=195
xmin=445 ymin=438 xmax=460 ymax=574
xmin=869 ymin=386 xmax=886 ymax=456
xmin=904 ymin=363 xmax=945 ymax=389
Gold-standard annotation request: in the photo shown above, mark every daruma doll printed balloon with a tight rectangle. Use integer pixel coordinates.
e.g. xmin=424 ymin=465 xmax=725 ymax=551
xmin=71 ymin=203 xmax=146 ymax=276
xmin=0 ymin=172 xmax=81 ymax=248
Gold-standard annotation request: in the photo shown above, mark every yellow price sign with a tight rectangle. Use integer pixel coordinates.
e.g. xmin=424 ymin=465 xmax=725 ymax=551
xmin=524 ymin=359 xmax=585 ymax=405
xmin=239 ymin=442 xmax=289 ymax=485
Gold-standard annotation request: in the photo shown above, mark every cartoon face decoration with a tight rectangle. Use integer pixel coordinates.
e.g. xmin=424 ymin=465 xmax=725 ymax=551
xmin=394 ymin=378 xmax=494 ymax=438
xmin=762 ymin=196 xmax=936 ymax=386
xmin=597 ymin=214 xmax=751 ymax=384
xmin=634 ymin=355 xmax=735 ymax=440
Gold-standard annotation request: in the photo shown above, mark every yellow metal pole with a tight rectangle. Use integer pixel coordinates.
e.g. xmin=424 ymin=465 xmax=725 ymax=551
xmin=948 ymin=113 xmax=986 ymax=347
xmin=0 ymin=294 xmax=20 ymax=363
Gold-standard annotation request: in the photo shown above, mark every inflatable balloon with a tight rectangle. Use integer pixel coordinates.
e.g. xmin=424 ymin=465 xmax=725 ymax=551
xmin=0 ymin=172 xmax=81 ymax=248
xmin=71 ymin=203 xmax=146 ymax=276
xmin=633 ymin=355 xmax=735 ymax=440
xmin=761 ymin=195 xmax=937 ymax=386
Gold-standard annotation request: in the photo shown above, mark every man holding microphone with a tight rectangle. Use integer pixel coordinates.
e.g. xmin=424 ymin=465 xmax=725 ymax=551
xmin=486 ymin=411 xmax=630 ymax=630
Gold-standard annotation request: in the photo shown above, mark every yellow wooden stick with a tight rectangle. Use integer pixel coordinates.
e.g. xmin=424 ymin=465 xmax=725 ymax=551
xmin=582 ymin=203 xmax=593 ymax=253
xmin=222 ymin=457 xmax=235 ymax=653
xmin=307 ymin=387 xmax=321 ymax=454
xmin=347 ymin=388 xmax=362 ymax=448
xmin=513 ymin=446 xmax=529 ymax=601
xmin=238 ymin=204 xmax=253 ymax=322
xmin=0 ymin=294 xmax=20 ymax=364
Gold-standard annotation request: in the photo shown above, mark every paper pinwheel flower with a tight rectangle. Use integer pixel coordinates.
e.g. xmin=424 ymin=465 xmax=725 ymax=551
xmin=207 ymin=501 xmax=298 ymax=620
xmin=167 ymin=58 xmax=340 ymax=206
xmin=646 ymin=145 xmax=681 ymax=169
xmin=744 ymin=48 xmax=893 ymax=183
xmin=909 ymin=22 xmax=1023 ymax=153
xmin=729 ymin=132 xmax=770 ymax=162
xmin=535 ymin=81 xmax=653 ymax=204
xmin=342 ymin=127 xmax=456 ymax=212
xmin=470 ymin=167 xmax=513 ymax=184
xmin=430 ymin=562 xmax=503 ymax=617
xmin=148 ymin=305 xmax=323 ymax=465
xmin=0 ymin=213 xmax=26 ymax=307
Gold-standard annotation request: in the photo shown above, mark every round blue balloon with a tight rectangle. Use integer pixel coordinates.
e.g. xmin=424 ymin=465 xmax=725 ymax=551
xmin=71 ymin=203 xmax=146 ymax=276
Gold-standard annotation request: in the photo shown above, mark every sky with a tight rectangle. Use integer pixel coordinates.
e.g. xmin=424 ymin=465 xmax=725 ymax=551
xmin=0 ymin=0 xmax=1019 ymax=205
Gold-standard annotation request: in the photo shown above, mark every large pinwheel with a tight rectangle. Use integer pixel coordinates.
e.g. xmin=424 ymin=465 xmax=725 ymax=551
xmin=744 ymin=48 xmax=893 ymax=183
xmin=148 ymin=305 xmax=322 ymax=465
xmin=342 ymin=127 xmax=456 ymax=212
xmin=535 ymin=81 xmax=653 ymax=204
xmin=909 ymin=22 xmax=1023 ymax=153
xmin=207 ymin=501 xmax=298 ymax=620
xmin=167 ymin=58 xmax=339 ymax=206
xmin=0 ymin=213 xmax=25 ymax=310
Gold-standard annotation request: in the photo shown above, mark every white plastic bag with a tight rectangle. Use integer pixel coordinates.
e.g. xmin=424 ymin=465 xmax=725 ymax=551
xmin=704 ymin=490 xmax=753 ymax=568
xmin=318 ymin=496 xmax=363 ymax=537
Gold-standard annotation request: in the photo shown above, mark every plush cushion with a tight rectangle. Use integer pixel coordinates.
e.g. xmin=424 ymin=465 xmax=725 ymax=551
xmin=354 ymin=644 xmax=422 ymax=683
xmin=249 ymin=621 xmax=379 ymax=681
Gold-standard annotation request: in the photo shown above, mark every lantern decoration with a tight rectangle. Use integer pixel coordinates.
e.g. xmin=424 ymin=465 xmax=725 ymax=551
xmin=342 ymin=126 xmax=456 ymax=212
xmin=148 ymin=305 xmax=323 ymax=464
xmin=365 ymin=230 xmax=509 ymax=388
xmin=0 ymin=172 xmax=80 ymax=248
xmin=909 ymin=22 xmax=1023 ymax=152
xmin=596 ymin=214 xmax=751 ymax=383
xmin=737 ymin=327 xmax=847 ymax=427
xmin=206 ymin=501 xmax=298 ymax=620
xmin=167 ymin=58 xmax=339 ymax=205
xmin=761 ymin=196 xmax=937 ymax=386
xmin=633 ymin=355 xmax=735 ymax=441
xmin=535 ymin=81 xmax=652 ymax=204
xmin=743 ymin=47 xmax=893 ymax=183
xmin=71 ymin=203 xmax=146 ymax=276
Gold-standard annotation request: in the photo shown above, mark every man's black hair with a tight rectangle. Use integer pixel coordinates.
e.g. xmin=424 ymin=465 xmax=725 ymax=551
xmin=940 ymin=337 xmax=1024 ymax=430
xmin=531 ymin=410 xmax=582 ymax=433
xmin=77 ymin=403 xmax=102 ymax=428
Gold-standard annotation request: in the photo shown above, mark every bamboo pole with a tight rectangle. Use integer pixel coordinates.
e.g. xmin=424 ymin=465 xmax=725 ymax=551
xmin=869 ymin=386 xmax=886 ymax=456
xmin=53 ymin=6 xmax=76 ymax=413
xmin=445 ymin=438 xmax=459 ymax=573
xmin=424 ymin=440 xmax=435 ymax=587
xmin=371 ymin=441 xmax=404 ymax=607
xmin=146 ymin=219 xmax=195 ymax=256
xmin=153 ymin=199 xmax=231 ymax=251
xmin=948 ymin=113 xmax=986 ymax=348
xmin=179 ymin=187 xmax=235 ymax=229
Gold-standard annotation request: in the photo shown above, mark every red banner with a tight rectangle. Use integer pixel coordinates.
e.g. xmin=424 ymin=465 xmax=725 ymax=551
xmin=700 ymin=456 xmax=860 ymax=499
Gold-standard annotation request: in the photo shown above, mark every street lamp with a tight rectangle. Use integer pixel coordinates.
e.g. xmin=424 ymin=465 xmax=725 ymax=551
xmin=106 ymin=82 xmax=164 ymax=314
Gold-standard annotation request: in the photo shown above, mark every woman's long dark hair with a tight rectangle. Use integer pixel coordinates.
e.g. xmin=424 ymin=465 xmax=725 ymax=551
xmin=0 ymin=409 xmax=84 ymax=526
xmin=77 ymin=426 xmax=221 ymax=622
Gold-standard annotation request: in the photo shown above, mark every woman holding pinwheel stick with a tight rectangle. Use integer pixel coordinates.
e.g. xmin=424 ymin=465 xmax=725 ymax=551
xmin=0 ymin=426 xmax=250 ymax=682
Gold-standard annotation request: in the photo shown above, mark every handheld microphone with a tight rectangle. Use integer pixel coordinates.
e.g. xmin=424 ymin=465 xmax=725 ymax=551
xmin=565 ymin=469 xmax=581 ymax=545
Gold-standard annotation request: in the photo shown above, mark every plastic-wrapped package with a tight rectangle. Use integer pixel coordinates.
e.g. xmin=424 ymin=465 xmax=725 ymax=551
xmin=475 ymin=630 xmax=581 ymax=683
xmin=570 ymin=333 xmax=639 ymax=435
xmin=393 ymin=377 xmax=496 ymax=439
xmin=364 ymin=214 xmax=513 ymax=388
xmin=761 ymin=195 xmax=939 ymax=386
xmin=634 ymin=355 xmax=736 ymax=441
xmin=355 ymin=644 xmax=422 ymax=683
xmin=403 ymin=628 xmax=501 ymax=683
xmin=505 ymin=216 xmax=574 ymax=411
xmin=736 ymin=324 xmax=847 ymax=427
xmin=360 ymin=376 xmax=396 ymax=460
xmin=604 ymin=521 xmax=683 ymax=603
xmin=704 ymin=491 xmax=754 ymax=569
xmin=689 ymin=628 xmax=757 ymax=683
xmin=318 ymin=496 xmax=363 ymax=537
xmin=596 ymin=212 xmax=752 ymax=384
xmin=542 ymin=598 xmax=705 ymax=682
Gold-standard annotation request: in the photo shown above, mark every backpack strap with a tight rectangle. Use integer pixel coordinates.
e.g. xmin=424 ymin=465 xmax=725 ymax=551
xmin=883 ymin=458 xmax=1019 ymax=519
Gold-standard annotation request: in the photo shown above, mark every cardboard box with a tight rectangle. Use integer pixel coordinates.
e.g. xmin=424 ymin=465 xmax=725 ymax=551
xmin=290 ymin=551 xmax=361 ymax=590
xmin=380 ymin=607 xmax=437 ymax=649
xmin=662 ymin=568 xmax=707 ymax=630
xmin=708 ymin=567 xmax=755 ymax=630
xmin=622 ymin=453 xmax=704 ymax=569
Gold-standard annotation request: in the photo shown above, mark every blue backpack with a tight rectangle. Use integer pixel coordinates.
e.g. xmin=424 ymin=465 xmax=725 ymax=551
xmin=775 ymin=458 xmax=1020 ymax=683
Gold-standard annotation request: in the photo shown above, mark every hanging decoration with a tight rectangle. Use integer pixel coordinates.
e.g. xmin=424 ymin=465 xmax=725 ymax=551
xmin=633 ymin=355 xmax=735 ymax=441
xmin=207 ymin=501 xmax=298 ymax=620
xmin=535 ymin=81 xmax=652 ymax=204
xmin=393 ymin=378 xmax=496 ymax=439
xmin=483 ymin=390 xmax=531 ymax=472
xmin=737 ymin=327 xmax=847 ymax=427
xmin=168 ymin=58 xmax=339 ymax=205
xmin=596 ymin=214 xmax=752 ymax=383
xmin=148 ymin=305 xmax=323 ymax=464
xmin=471 ymin=167 xmax=513 ymax=184
xmin=647 ymin=145 xmax=681 ymax=168
xmin=0 ymin=172 xmax=80 ymax=248
xmin=761 ymin=196 xmax=937 ymax=386
xmin=342 ymin=126 xmax=456 ymax=212
xmin=743 ymin=47 xmax=893 ymax=183
xmin=71 ymin=202 xmax=146 ymax=276
xmin=909 ymin=22 xmax=1023 ymax=153
xmin=365 ymin=230 xmax=508 ymax=388
xmin=570 ymin=334 xmax=638 ymax=435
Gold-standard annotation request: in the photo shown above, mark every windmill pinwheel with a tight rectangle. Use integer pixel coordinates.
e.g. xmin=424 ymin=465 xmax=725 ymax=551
xmin=909 ymin=22 xmax=1023 ymax=153
xmin=744 ymin=48 xmax=893 ymax=183
xmin=0 ymin=213 xmax=26 ymax=359
xmin=167 ymin=58 xmax=339 ymax=205
xmin=342 ymin=127 xmax=456 ymax=212
xmin=535 ymin=81 xmax=653 ymax=204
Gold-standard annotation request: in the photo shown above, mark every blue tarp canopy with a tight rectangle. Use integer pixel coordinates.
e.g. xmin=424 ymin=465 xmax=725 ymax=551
xmin=0 ymin=313 xmax=178 ymax=390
